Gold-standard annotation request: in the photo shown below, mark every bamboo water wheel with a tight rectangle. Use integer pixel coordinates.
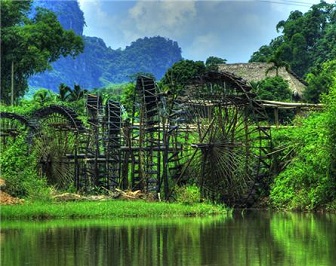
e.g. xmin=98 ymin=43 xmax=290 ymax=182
xmin=0 ymin=72 xmax=272 ymax=206
xmin=0 ymin=112 xmax=37 ymax=147
xmin=32 ymin=105 xmax=85 ymax=189
xmin=170 ymin=71 xmax=272 ymax=206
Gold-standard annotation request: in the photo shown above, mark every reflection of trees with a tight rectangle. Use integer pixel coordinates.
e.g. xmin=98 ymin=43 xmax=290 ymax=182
xmin=199 ymin=211 xmax=285 ymax=265
xmin=2 ymin=214 xmax=336 ymax=266
xmin=1 ymin=219 xmax=208 ymax=266
xmin=270 ymin=212 xmax=336 ymax=265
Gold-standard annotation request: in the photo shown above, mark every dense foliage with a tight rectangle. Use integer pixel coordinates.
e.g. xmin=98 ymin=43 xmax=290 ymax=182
xmin=159 ymin=58 xmax=226 ymax=95
xmin=0 ymin=0 xmax=84 ymax=104
xmin=0 ymin=136 xmax=51 ymax=201
xmin=304 ymin=60 xmax=336 ymax=103
xmin=1 ymin=1 xmax=336 ymax=210
xmin=252 ymin=76 xmax=292 ymax=101
xmin=250 ymin=1 xmax=336 ymax=75
xmin=250 ymin=1 xmax=336 ymax=94
xmin=251 ymin=76 xmax=294 ymax=123
xmin=160 ymin=59 xmax=207 ymax=94
xmin=205 ymin=56 xmax=227 ymax=71
xmin=270 ymin=63 xmax=336 ymax=210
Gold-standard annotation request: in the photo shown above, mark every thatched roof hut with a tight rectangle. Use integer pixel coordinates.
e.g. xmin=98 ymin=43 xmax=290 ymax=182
xmin=218 ymin=62 xmax=307 ymax=96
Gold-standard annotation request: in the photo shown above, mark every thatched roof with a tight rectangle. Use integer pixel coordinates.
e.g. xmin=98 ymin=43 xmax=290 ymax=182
xmin=218 ymin=62 xmax=307 ymax=96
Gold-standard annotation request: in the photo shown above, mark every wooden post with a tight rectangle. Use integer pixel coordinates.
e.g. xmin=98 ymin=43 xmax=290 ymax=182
xmin=274 ymin=107 xmax=279 ymax=128
xmin=11 ymin=61 xmax=14 ymax=106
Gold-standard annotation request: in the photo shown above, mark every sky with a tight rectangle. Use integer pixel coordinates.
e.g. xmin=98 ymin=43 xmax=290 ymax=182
xmin=78 ymin=0 xmax=335 ymax=63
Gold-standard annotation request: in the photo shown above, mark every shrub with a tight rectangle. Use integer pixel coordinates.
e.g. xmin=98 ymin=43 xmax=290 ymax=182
xmin=270 ymin=80 xmax=336 ymax=210
xmin=0 ymin=136 xmax=51 ymax=201
xmin=174 ymin=185 xmax=201 ymax=204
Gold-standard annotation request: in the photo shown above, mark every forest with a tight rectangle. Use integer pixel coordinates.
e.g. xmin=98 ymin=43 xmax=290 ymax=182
xmin=0 ymin=0 xmax=335 ymax=211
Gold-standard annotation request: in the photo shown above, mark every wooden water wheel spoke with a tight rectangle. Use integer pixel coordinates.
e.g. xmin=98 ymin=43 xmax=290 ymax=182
xmin=172 ymin=71 xmax=272 ymax=206
xmin=33 ymin=105 xmax=84 ymax=189
xmin=0 ymin=112 xmax=36 ymax=146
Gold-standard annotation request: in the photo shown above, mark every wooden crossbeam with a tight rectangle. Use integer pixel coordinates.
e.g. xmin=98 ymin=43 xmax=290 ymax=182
xmin=258 ymin=100 xmax=324 ymax=109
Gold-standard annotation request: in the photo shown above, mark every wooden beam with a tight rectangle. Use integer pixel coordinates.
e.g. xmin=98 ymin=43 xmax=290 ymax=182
xmin=258 ymin=100 xmax=323 ymax=109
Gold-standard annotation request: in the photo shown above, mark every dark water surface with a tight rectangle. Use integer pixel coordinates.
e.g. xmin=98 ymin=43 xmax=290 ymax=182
xmin=1 ymin=211 xmax=335 ymax=266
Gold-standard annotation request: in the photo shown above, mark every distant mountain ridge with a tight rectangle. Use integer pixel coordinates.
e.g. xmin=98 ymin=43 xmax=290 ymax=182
xmin=29 ymin=0 xmax=183 ymax=91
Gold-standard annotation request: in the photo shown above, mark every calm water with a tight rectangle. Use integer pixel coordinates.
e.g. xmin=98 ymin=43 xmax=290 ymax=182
xmin=1 ymin=211 xmax=335 ymax=266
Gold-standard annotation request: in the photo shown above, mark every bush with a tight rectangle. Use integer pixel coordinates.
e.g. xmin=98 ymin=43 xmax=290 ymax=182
xmin=0 ymin=136 xmax=51 ymax=201
xmin=270 ymin=82 xmax=336 ymax=210
xmin=174 ymin=185 xmax=201 ymax=204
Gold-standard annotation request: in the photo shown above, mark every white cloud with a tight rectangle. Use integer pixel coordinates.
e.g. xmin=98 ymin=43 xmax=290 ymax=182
xmin=78 ymin=0 xmax=336 ymax=62
xmin=123 ymin=1 xmax=197 ymax=41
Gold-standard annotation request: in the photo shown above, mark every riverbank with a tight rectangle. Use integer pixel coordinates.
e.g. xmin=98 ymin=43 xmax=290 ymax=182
xmin=0 ymin=200 xmax=229 ymax=220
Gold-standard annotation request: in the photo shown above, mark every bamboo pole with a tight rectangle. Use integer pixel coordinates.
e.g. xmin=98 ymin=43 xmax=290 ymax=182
xmin=258 ymin=99 xmax=323 ymax=109
xmin=11 ymin=61 xmax=14 ymax=106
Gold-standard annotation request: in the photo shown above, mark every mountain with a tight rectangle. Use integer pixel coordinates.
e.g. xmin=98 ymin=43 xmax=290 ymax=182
xmin=29 ymin=0 xmax=183 ymax=91
xmin=31 ymin=0 xmax=85 ymax=36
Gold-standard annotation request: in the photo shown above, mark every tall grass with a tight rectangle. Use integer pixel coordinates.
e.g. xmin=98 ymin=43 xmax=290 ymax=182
xmin=1 ymin=200 xmax=229 ymax=220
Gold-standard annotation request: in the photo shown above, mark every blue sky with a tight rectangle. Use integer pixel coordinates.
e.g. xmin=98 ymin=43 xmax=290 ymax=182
xmin=78 ymin=0 xmax=334 ymax=63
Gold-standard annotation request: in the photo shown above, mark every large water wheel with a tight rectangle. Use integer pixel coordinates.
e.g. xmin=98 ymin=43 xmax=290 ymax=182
xmin=33 ymin=105 xmax=85 ymax=189
xmin=172 ymin=71 xmax=272 ymax=206
xmin=0 ymin=112 xmax=37 ymax=148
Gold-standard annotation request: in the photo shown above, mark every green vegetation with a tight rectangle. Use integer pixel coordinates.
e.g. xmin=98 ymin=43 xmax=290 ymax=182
xmin=270 ymin=68 xmax=336 ymax=210
xmin=0 ymin=215 xmax=228 ymax=230
xmin=250 ymin=1 xmax=336 ymax=103
xmin=0 ymin=200 xmax=228 ymax=220
xmin=159 ymin=57 xmax=226 ymax=95
xmin=160 ymin=59 xmax=206 ymax=93
xmin=205 ymin=56 xmax=227 ymax=71
xmin=304 ymin=60 xmax=336 ymax=103
xmin=174 ymin=185 xmax=201 ymax=205
xmin=0 ymin=136 xmax=51 ymax=201
xmin=252 ymin=76 xmax=292 ymax=101
xmin=247 ymin=2 xmax=336 ymax=211
xmin=1 ymin=0 xmax=84 ymax=104
xmin=1 ymin=1 xmax=336 ymax=213
xmin=252 ymin=76 xmax=295 ymax=124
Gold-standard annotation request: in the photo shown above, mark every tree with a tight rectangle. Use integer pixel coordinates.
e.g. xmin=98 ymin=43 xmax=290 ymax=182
xmin=290 ymin=33 xmax=309 ymax=76
xmin=312 ymin=23 xmax=336 ymax=66
xmin=57 ymin=83 xmax=72 ymax=102
xmin=205 ymin=56 xmax=227 ymax=71
xmin=0 ymin=0 xmax=84 ymax=104
xmin=266 ymin=48 xmax=290 ymax=77
xmin=120 ymin=83 xmax=137 ymax=114
xmin=68 ymin=84 xmax=88 ymax=102
xmin=160 ymin=60 xmax=206 ymax=95
xmin=304 ymin=60 xmax=336 ymax=103
xmin=250 ymin=1 xmax=336 ymax=78
xmin=251 ymin=76 xmax=293 ymax=123
xmin=33 ymin=89 xmax=56 ymax=106
xmin=270 ymin=74 xmax=336 ymax=210
xmin=253 ymin=76 xmax=292 ymax=101
xmin=249 ymin=37 xmax=284 ymax=63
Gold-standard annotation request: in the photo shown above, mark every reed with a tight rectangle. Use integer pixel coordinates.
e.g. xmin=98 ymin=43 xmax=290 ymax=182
xmin=1 ymin=200 xmax=229 ymax=220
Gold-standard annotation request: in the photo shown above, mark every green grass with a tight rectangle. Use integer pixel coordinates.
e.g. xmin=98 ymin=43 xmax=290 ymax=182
xmin=0 ymin=200 xmax=229 ymax=220
xmin=0 ymin=215 xmax=229 ymax=230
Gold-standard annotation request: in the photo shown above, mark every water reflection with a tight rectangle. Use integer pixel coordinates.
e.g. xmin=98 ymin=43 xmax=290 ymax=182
xmin=1 ymin=212 xmax=335 ymax=266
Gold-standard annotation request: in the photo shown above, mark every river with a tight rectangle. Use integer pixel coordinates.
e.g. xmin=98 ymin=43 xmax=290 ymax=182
xmin=1 ymin=211 xmax=335 ymax=266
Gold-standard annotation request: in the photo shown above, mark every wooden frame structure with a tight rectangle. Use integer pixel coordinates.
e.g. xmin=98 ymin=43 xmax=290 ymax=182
xmin=1 ymin=72 xmax=299 ymax=206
